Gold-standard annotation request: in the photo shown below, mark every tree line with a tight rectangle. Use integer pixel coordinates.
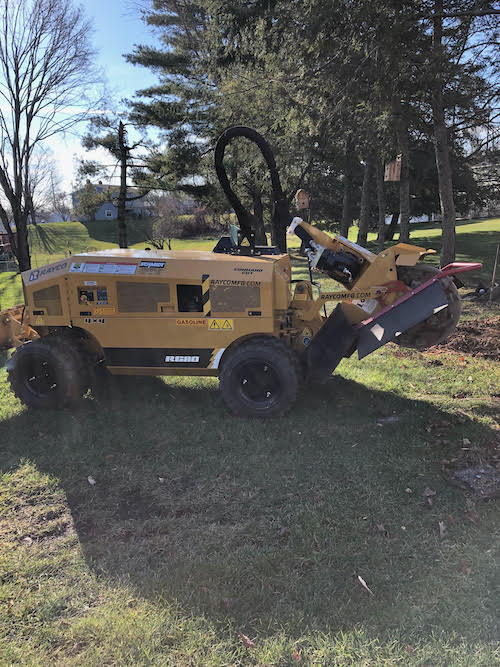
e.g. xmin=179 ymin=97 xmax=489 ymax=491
xmin=126 ymin=0 xmax=499 ymax=264
xmin=0 ymin=0 xmax=498 ymax=271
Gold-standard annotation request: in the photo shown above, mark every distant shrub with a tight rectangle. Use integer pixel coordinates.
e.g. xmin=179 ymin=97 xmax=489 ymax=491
xmin=177 ymin=208 xmax=222 ymax=238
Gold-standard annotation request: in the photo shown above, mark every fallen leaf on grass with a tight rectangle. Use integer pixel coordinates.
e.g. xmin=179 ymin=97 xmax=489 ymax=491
xmin=461 ymin=560 xmax=472 ymax=575
xmin=423 ymin=486 xmax=436 ymax=506
xmin=357 ymin=575 xmax=374 ymax=595
xmin=292 ymin=650 xmax=302 ymax=662
xmin=439 ymin=521 xmax=447 ymax=538
xmin=465 ymin=508 xmax=480 ymax=523
xmin=238 ymin=633 xmax=255 ymax=649
xmin=463 ymin=437 xmax=471 ymax=446
xmin=376 ymin=522 xmax=389 ymax=537
xmin=376 ymin=415 xmax=401 ymax=425
xmin=278 ymin=526 xmax=290 ymax=539
xmin=87 ymin=476 xmax=96 ymax=485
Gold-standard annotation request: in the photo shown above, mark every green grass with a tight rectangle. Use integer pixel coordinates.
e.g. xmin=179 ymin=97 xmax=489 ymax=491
xmin=0 ymin=272 xmax=24 ymax=310
xmin=0 ymin=313 xmax=498 ymax=665
xmin=380 ymin=219 xmax=500 ymax=281
xmin=0 ymin=220 xmax=499 ymax=664
xmin=131 ymin=235 xmax=222 ymax=252
xmin=28 ymin=221 xmax=119 ymax=268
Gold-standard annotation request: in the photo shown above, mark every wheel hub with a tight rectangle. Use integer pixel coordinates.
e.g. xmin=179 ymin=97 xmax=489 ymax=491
xmin=238 ymin=360 xmax=281 ymax=404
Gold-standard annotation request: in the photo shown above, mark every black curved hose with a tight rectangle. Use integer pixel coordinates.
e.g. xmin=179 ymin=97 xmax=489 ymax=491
xmin=214 ymin=126 xmax=290 ymax=252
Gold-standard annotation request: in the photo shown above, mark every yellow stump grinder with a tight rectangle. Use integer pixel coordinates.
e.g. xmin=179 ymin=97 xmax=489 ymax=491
xmin=0 ymin=127 xmax=481 ymax=416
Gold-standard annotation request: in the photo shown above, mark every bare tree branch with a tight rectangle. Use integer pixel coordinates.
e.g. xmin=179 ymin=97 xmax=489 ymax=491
xmin=0 ymin=0 xmax=102 ymax=270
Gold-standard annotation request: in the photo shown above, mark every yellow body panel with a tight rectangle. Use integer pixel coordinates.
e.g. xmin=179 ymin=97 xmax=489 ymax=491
xmin=0 ymin=230 xmax=439 ymax=373
xmin=19 ymin=249 xmax=292 ymax=375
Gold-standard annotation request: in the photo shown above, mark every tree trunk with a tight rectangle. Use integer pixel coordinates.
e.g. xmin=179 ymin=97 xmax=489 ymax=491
xmin=433 ymin=0 xmax=456 ymax=266
xmin=340 ymin=143 xmax=354 ymax=237
xmin=396 ymin=126 xmax=410 ymax=242
xmin=392 ymin=96 xmax=411 ymax=242
xmin=398 ymin=138 xmax=410 ymax=242
xmin=385 ymin=209 xmax=399 ymax=241
xmin=357 ymin=155 xmax=374 ymax=247
xmin=376 ymin=160 xmax=386 ymax=251
xmin=117 ymin=121 xmax=128 ymax=249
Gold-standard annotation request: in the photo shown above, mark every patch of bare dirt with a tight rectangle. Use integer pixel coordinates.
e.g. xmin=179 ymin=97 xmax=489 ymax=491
xmin=442 ymin=434 xmax=500 ymax=499
xmin=429 ymin=316 xmax=500 ymax=360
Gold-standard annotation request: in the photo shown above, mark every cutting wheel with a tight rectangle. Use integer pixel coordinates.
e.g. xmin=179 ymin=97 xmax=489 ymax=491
xmin=395 ymin=264 xmax=461 ymax=349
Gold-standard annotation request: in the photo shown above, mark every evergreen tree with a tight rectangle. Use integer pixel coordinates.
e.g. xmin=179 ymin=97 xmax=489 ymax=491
xmin=80 ymin=117 xmax=150 ymax=247
xmin=129 ymin=0 xmax=499 ymax=260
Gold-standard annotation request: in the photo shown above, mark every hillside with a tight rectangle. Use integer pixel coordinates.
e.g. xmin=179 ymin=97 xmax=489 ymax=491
xmin=28 ymin=222 xmax=117 ymax=267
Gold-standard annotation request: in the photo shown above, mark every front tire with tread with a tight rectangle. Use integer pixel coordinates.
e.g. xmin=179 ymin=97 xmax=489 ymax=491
xmin=219 ymin=337 xmax=299 ymax=417
xmin=8 ymin=336 xmax=85 ymax=409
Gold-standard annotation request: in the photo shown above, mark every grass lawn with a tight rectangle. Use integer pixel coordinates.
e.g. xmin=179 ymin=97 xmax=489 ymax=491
xmin=0 ymin=220 xmax=499 ymax=664
xmin=28 ymin=222 xmax=119 ymax=268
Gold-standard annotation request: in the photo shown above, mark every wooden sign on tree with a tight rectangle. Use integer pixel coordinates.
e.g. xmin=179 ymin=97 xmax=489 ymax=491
xmin=384 ymin=155 xmax=402 ymax=182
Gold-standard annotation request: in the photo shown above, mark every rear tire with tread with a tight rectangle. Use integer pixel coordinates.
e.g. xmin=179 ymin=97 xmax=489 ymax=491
xmin=8 ymin=336 xmax=85 ymax=409
xmin=219 ymin=337 xmax=299 ymax=417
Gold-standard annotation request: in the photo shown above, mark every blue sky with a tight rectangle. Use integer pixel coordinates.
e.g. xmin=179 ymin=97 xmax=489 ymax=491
xmin=49 ymin=0 xmax=161 ymax=191
xmin=84 ymin=0 xmax=159 ymax=102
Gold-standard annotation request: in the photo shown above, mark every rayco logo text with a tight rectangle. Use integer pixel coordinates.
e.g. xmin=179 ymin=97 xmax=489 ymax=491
xmin=29 ymin=261 xmax=67 ymax=282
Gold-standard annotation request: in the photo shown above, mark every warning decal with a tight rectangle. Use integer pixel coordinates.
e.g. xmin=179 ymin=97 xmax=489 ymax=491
xmin=176 ymin=318 xmax=207 ymax=326
xmin=208 ymin=318 xmax=234 ymax=330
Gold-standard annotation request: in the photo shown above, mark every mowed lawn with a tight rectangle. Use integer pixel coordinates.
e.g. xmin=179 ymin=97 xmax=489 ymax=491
xmin=0 ymin=220 xmax=499 ymax=665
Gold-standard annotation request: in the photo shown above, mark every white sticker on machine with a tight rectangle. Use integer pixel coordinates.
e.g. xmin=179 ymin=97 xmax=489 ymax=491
xmin=352 ymin=298 xmax=378 ymax=314
xmin=82 ymin=263 xmax=137 ymax=275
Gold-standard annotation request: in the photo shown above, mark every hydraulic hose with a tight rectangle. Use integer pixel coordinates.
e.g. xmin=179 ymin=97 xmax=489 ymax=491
xmin=214 ymin=126 xmax=290 ymax=252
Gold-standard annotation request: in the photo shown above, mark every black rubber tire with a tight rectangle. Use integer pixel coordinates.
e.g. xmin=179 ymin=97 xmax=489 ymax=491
xmin=395 ymin=264 xmax=462 ymax=349
xmin=8 ymin=336 xmax=85 ymax=409
xmin=219 ymin=337 xmax=299 ymax=417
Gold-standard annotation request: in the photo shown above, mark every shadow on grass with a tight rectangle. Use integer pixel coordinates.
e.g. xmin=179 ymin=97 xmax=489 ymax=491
xmin=0 ymin=374 xmax=497 ymax=641
xmin=82 ymin=218 xmax=152 ymax=246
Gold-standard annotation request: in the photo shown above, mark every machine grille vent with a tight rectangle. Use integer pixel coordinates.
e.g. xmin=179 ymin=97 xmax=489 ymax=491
xmin=33 ymin=285 xmax=62 ymax=316
xmin=211 ymin=284 xmax=260 ymax=313
xmin=117 ymin=282 xmax=170 ymax=312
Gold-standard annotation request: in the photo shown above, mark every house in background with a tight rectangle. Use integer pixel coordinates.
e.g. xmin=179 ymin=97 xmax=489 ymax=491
xmin=72 ymin=182 xmax=153 ymax=221
xmin=0 ymin=220 xmax=16 ymax=257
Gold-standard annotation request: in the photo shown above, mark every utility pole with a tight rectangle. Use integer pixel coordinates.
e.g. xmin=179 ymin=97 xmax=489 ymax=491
xmin=117 ymin=121 xmax=128 ymax=249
